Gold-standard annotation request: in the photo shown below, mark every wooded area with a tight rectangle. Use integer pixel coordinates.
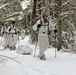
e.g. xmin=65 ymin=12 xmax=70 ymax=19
xmin=0 ymin=0 xmax=76 ymax=52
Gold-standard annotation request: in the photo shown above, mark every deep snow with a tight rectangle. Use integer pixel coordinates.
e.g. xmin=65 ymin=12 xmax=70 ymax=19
xmin=0 ymin=35 xmax=76 ymax=75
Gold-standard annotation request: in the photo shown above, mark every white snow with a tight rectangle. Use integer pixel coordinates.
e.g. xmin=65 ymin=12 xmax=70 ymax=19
xmin=21 ymin=0 xmax=31 ymax=10
xmin=0 ymin=3 xmax=8 ymax=9
xmin=0 ymin=35 xmax=76 ymax=75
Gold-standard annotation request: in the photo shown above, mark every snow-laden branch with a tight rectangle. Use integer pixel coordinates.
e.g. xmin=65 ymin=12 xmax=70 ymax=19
xmin=36 ymin=7 xmax=46 ymax=11
xmin=4 ymin=11 xmax=23 ymax=19
xmin=37 ymin=0 xmax=42 ymax=5
xmin=62 ymin=0 xmax=72 ymax=6
xmin=62 ymin=0 xmax=75 ymax=10
xmin=60 ymin=11 xmax=73 ymax=16
xmin=21 ymin=0 xmax=31 ymax=10
xmin=0 ymin=3 xmax=8 ymax=9
xmin=3 ymin=12 xmax=24 ymax=21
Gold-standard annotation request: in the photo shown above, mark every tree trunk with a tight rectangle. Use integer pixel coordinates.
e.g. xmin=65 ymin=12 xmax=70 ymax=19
xmin=55 ymin=0 xmax=62 ymax=51
xmin=24 ymin=15 xmax=26 ymax=29
xmin=27 ymin=14 xmax=30 ymax=26
xmin=32 ymin=0 xmax=37 ymax=24
xmin=31 ymin=0 xmax=37 ymax=43
xmin=57 ymin=15 xmax=62 ymax=51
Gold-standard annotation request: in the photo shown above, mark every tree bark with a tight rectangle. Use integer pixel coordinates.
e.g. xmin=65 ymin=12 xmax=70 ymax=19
xmin=31 ymin=0 xmax=37 ymax=43
xmin=55 ymin=0 xmax=62 ymax=51
xmin=32 ymin=0 xmax=37 ymax=24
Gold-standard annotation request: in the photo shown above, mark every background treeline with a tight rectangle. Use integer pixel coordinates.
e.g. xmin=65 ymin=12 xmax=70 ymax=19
xmin=0 ymin=0 xmax=76 ymax=52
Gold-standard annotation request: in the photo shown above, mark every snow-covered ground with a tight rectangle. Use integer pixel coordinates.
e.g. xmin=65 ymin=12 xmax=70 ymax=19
xmin=0 ymin=35 xmax=76 ymax=75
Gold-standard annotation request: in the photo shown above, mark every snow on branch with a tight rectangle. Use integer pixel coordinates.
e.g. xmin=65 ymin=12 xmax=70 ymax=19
xmin=62 ymin=0 xmax=74 ymax=9
xmin=21 ymin=0 xmax=31 ymax=10
xmin=37 ymin=0 xmax=42 ymax=5
xmin=60 ymin=11 xmax=73 ymax=16
xmin=0 ymin=3 xmax=8 ymax=9
xmin=36 ymin=7 xmax=46 ymax=11
xmin=4 ymin=12 xmax=23 ymax=19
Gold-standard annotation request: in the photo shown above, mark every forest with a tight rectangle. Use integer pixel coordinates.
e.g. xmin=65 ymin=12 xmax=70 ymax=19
xmin=0 ymin=0 xmax=76 ymax=52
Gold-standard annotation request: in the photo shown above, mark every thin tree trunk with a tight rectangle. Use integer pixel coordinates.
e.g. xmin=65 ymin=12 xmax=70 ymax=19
xmin=57 ymin=15 xmax=62 ymax=51
xmin=55 ymin=0 xmax=62 ymax=51
xmin=57 ymin=0 xmax=62 ymax=51
xmin=32 ymin=0 xmax=37 ymax=24
xmin=31 ymin=0 xmax=37 ymax=43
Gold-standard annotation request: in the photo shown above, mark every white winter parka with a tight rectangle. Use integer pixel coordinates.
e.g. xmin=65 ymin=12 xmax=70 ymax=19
xmin=33 ymin=18 xmax=55 ymax=36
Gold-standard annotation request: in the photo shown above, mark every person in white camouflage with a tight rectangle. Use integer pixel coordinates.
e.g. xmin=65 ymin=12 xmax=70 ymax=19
xmin=33 ymin=9 xmax=56 ymax=60
xmin=7 ymin=20 xmax=20 ymax=50
xmin=1 ymin=22 xmax=9 ymax=49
